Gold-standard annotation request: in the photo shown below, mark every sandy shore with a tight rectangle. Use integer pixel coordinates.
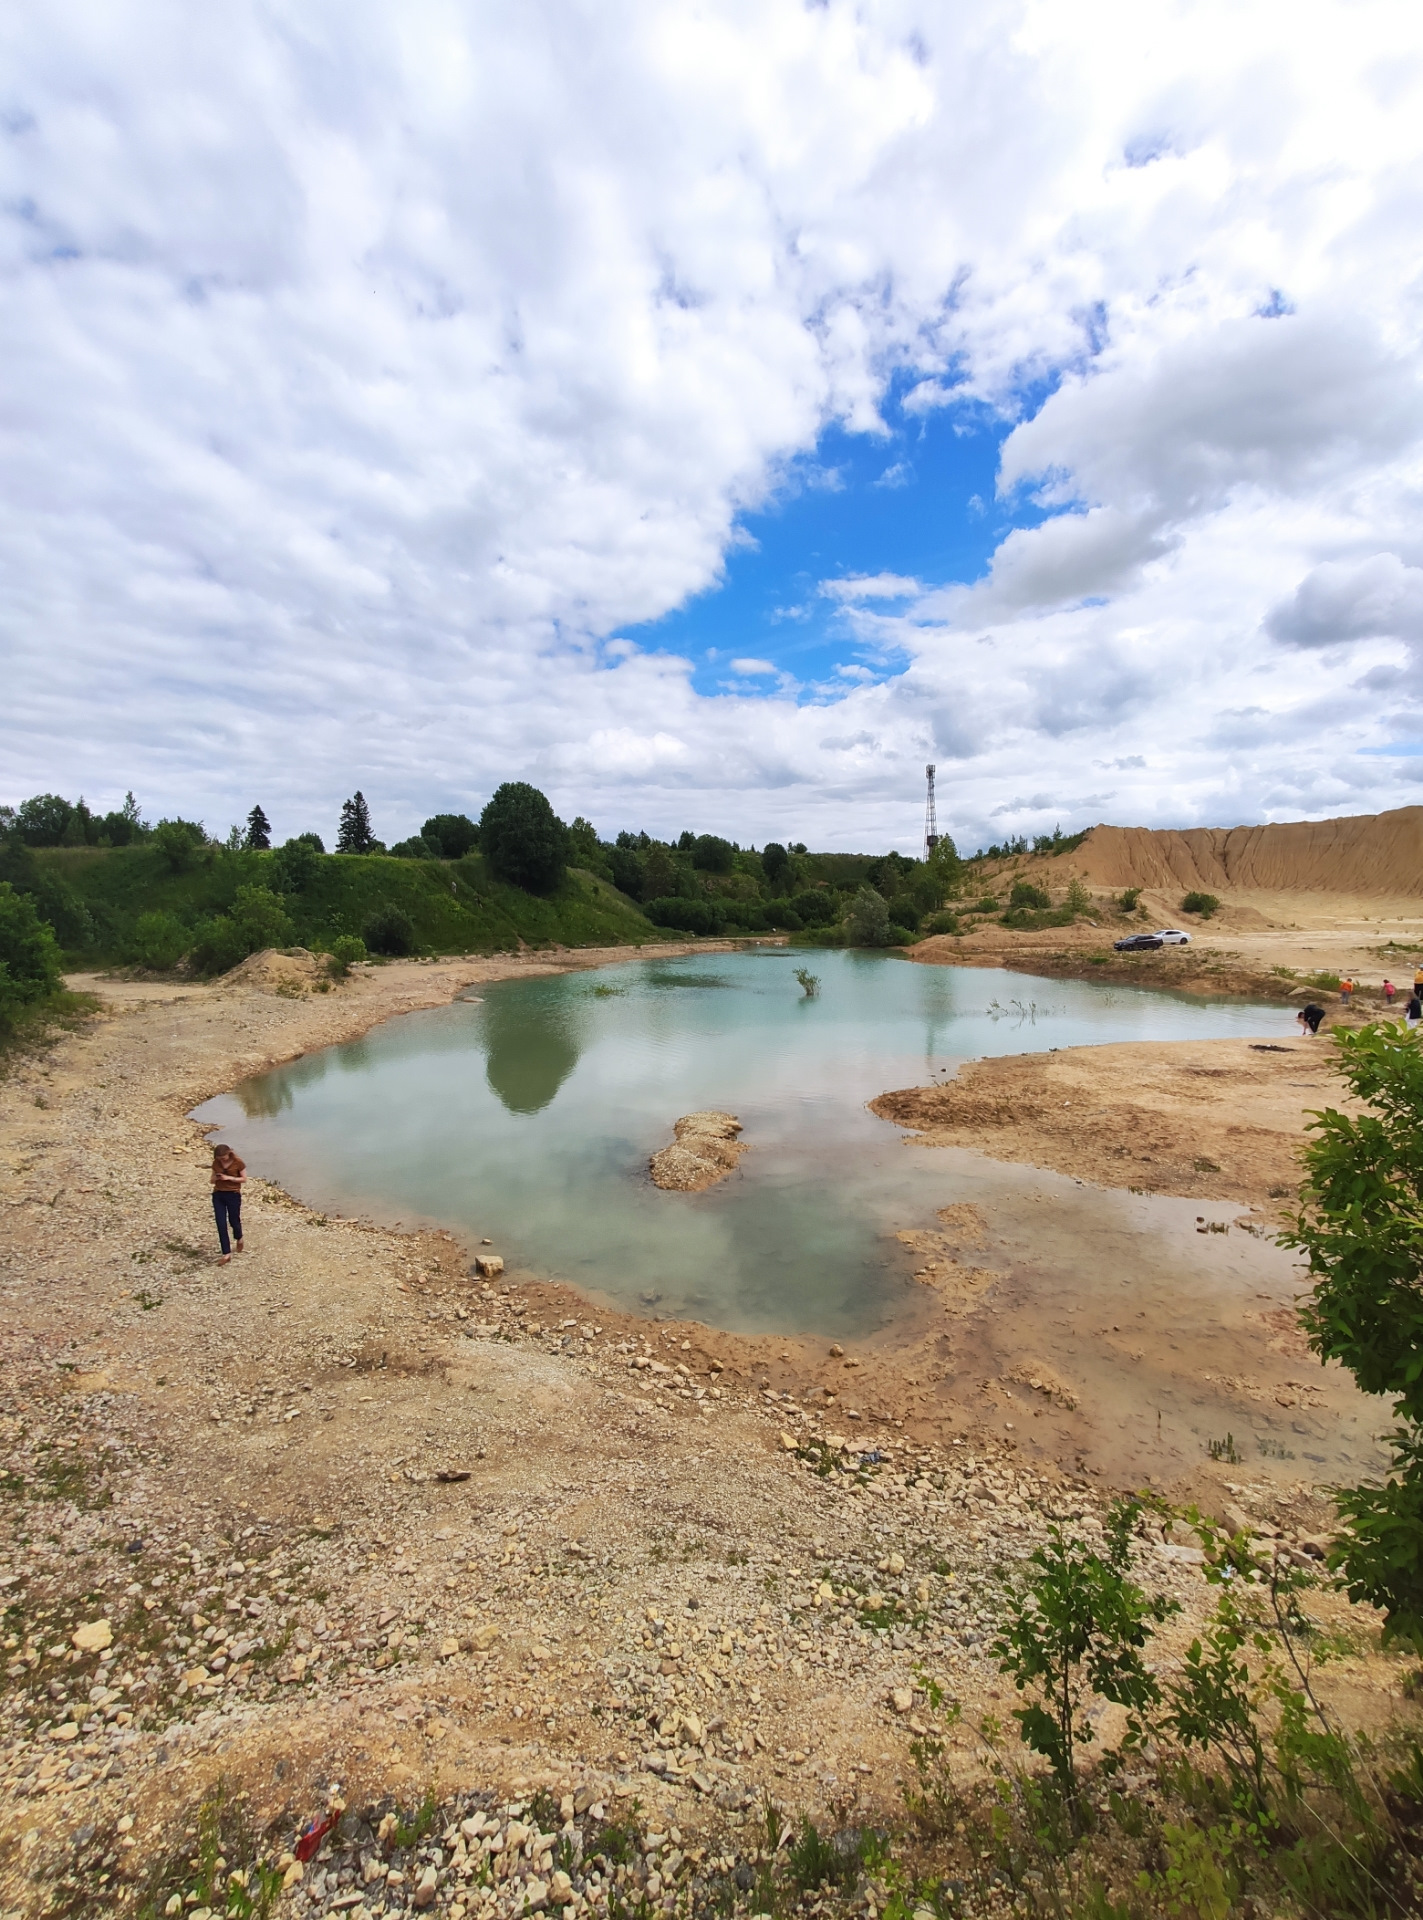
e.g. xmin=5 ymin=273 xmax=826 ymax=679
xmin=0 ymin=950 xmax=1410 ymax=1915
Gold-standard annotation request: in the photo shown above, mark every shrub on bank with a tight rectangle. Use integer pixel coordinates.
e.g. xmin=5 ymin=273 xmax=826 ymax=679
xmin=363 ymin=904 xmax=418 ymax=956
xmin=644 ymin=896 xmax=722 ymax=935
xmin=130 ymin=910 xmax=188 ymax=971
xmin=1182 ymin=890 xmax=1221 ymax=917
xmin=0 ymin=882 xmax=63 ymax=1030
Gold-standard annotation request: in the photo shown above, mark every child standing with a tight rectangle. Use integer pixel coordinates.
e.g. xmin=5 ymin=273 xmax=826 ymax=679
xmin=210 ymin=1143 xmax=247 ymax=1265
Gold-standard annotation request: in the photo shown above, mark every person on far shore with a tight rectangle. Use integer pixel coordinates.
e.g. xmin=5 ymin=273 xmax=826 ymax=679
xmin=1408 ymin=993 xmax=1423 ymax=1030
xmin=1383 ymin=978 xmax=1396 ymax=1004
xmin=1339 ymin=976 xmax=1354 ymax=1005
xmin=1297 ymin=1004 xmax=1326 ymax=1036
xmin=210 ymin=1143 xmax=247 ymax=1265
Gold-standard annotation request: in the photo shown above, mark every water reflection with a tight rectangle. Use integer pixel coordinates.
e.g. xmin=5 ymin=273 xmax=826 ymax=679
xmin=195 ymin=949 xmax=1286 ymax=1337
xmin=482 ymin=985 xmax=584 ymax=1114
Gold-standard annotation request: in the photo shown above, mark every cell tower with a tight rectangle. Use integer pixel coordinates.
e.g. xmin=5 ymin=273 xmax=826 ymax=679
xmin=923 ymin=763 xmax=939 ymax=859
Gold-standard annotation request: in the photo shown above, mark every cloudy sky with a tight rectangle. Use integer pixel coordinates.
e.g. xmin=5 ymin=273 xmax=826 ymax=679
xmin=4 ymin=0 xmax=1423 ymax=854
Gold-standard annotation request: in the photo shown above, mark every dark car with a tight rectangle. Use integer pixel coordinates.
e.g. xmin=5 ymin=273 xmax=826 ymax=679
xmin=1113 ymin=932 xmax=1164 ymax=952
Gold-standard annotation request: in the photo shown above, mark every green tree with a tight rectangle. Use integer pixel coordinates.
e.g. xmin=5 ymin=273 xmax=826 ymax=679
xmin=992 ymin=1498 xmax=1178 ymax=1815
xmin=98 ymin=792 xmax=144 ymax=845
xmin=336 ymin=791 xmax=377 ymax=854
xmin=641 ymin=845 xmax=679 ymax=900
xmin=845 ymin=885 xmax=891 ymax=946
xmin=272 ymin=838 xmax=321 ymax=893
xmin=691 ymin=834 xmax=734 ymax=874
xmin=1182 ymin=890 xmax=1220 ymax=917
xmin=364 ymin=904 xmax=417 ymax=956
xmin=229 ymin=885 xmax=291 ymax=952
xmin=566 ymin=816 xmax=601 ymax=868
xmin=1282 ymin=1022 xmax=1423 ymax=1650
xmin=762 ymin=842 xmax=790 ymax=888
xmin=152 ymin=819 xmax=208 ymax=872
xmin=245 ymin=805 xmax=272 ymax=851
xmin=479 ymin=783 xmax=568 ymax=892
xmin=1010 ymin=880 xmax=1051 ymax=909
xmin=925 ymin=833 xmax=962 ymax=899
xmin=0 ymin=882 xmax=64 ymax=1028
xmin=15 ymin=793 xmax=74 ymax=846
xmin=421 ymin=812 xmax=479 ymax=858
xmin=131 ymin=911 xmax=189 ymax=971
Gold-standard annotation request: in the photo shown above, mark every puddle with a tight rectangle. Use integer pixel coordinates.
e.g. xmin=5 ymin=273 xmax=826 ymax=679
xmin=878 ymin=1150 xmax=1384 ymax=1487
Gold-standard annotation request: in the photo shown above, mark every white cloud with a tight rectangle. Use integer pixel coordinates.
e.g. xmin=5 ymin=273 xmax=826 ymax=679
xmin=1266 ymin=554 xmax=1423 ymax=648
xmin=730 ymin=657 xmax=777 ymax=675
xmin=820 ymin=574 xmax=922 ymax=602
xmin=2 ymin=0 xmax=1423 ymax=858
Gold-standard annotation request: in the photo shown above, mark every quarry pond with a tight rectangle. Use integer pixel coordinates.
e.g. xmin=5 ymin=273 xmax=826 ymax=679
xmin=195 ymin=947 xmax=1287 ymax=1338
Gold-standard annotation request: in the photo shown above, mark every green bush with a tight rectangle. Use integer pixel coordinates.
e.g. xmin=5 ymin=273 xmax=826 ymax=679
xmin=152 ymin=818 xmax=208 ymax=872
xmin=993 ymin=1498 xmax=1178 ymax=1815
xmin=229 ymin=885 xmax=291 ymax=952
xmin=1118 ymin=886 xmax=1142 ymax=911
xmin=846 ymin=886 xmax=892 ymax=946
xmin=923 ymin=909 xmax=960 ymax=935
xmin=645 ymin=896 xmax=723 ymax=935
xmin=186 ymin=916 xmax=247 ymax=977
xmin=389 ymin=835 xmax=436 ymax=859
xmin=130 ymin=910 xmax=188 ymax=971
xmin=790 ymin=888 xmax=838 ymax=926
xmin=1283 ymin=1022 xmax=1423 ymax=1650
xmin=1009 ymin=880 xmax=1052 ymax=909
xmin=0 ymin=883 xmax=63 ymax=1028
xmin=421 ymin=812 xmax=479 ymax=859
xmin=479 ymin=782 xmax=568 ymax=892
xmin=691 ymin=834 xmax=735 ymax=873
xmin=1181 ymin=891 xmax=1220 ymax=917
xmin=272 ymin=837 xmax=321 ymax=893
xmin=327 ymin=934 xmax=367 ymax=977
xmin=363 ymin=904 xmax=418 ymax=956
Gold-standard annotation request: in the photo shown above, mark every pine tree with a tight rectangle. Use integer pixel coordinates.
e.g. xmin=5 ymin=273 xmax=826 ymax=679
xmin=336 ymin=791 xmax=375 ymax=854
xmin=245 ymin=804 xmax=272 ymax=851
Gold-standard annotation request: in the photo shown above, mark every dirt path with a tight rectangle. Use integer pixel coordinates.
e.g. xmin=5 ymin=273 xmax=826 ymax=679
xmin=0 ymin=955 xmax=1410 ymax=1918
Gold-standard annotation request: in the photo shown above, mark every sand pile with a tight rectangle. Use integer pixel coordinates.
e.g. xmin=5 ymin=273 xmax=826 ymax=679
xmin=649 ymin=1110 xmax=747 ymax=1191
xmin=218 ymin=946 xmax=332 ymax=993
xmin=1068 ymin=805 xmax=1423 ymax=897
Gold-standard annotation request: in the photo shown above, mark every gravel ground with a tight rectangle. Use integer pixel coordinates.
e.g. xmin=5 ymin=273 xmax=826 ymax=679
xmin=0 ymin=957 xmax=1406 ymax=1919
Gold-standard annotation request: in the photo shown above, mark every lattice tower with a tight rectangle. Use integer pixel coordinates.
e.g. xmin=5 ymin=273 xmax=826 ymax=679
xmin=923 ymin=763 xmax=939 ymax=859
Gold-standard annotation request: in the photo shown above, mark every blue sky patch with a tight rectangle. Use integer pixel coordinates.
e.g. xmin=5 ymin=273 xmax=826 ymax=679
xmin=625 ymin=379 xmax=1044 ymax=697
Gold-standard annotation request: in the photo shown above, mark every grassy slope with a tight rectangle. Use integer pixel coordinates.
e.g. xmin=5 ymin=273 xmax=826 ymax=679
xmin=35 ymin=846 xmax=659 ymax=960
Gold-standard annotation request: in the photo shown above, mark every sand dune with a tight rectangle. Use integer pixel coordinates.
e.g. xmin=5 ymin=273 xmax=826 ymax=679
xmin=1068 ymin=806 xmax=1423 ymax=898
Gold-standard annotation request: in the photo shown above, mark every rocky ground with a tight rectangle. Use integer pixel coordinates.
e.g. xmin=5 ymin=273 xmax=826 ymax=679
xmin=0 ymin=955 xmax=1415 ymax=1920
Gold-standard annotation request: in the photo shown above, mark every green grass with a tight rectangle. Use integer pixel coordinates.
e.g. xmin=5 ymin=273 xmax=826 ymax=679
xmin=34 ymin=845 xmax=658 ymax=965
xmin=0 ymin=986 xmax=100 ymax=1068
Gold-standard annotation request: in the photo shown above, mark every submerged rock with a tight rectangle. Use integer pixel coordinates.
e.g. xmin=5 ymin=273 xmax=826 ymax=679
xmin=649 ymin=1111 xmax=747 ymax=1191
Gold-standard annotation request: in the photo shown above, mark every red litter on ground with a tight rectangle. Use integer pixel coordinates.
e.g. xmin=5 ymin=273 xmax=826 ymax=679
xmin=295 ymin=1813 xmax=337 ymax=1863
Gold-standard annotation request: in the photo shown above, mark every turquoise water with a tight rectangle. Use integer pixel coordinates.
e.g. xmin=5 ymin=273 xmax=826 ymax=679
xmin=193 ymin=950 xmax=1285 ymax=1336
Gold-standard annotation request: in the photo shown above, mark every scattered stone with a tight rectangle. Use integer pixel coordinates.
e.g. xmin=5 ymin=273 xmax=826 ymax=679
xmin=72 ymin=1619 xmax=112 ymax=1653
xmin=890 ymin=1688 xmax=913 ymax=1714
xmin=649 ymin=1113 xmax=747 ymax=1191
xmin=473 ymin=1255 xmax=505 ymax=1278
